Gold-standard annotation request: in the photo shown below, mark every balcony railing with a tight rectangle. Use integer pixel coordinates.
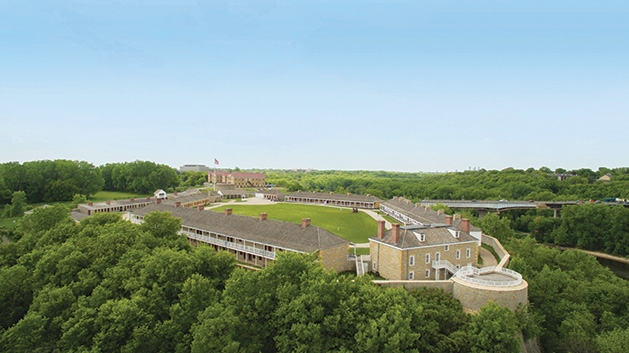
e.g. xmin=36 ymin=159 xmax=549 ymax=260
xmin=455 ymin=264 xmax=523 ymax=287
xmin=180 ymin=230 xmax=276 ymax=260
xmin=432 ymin=260 xmax=460 ymax=275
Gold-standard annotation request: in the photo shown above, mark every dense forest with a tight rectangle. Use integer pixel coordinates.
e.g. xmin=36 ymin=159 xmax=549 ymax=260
xmin=1 ymin=206 xmax=529 ymax=352
xmin=266 ymin=167 xmax=629 ymax=202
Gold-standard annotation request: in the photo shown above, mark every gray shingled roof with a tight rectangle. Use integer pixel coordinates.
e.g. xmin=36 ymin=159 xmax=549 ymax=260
xmin=371 ymin=224 xmax=477 ymax=249
xmin=219 ymin=189 xmax=253 ymax=196
xmin=161 ymin=192 xmax=216 ymax=206
xmin=131 ymin=204 xmax=348 ymax=252
xmin=256 ymin=189 xmax=285 ymax=196
xmin=79 ymin=198 xmax=153 ymax=211
xmin=382 ymin=197 xmax=481 ymax=232
xmin=288 ymin=191 xmax=382 ymax=203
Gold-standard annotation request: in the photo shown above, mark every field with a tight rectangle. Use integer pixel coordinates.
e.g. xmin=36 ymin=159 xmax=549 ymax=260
xmin=0 ymin=217 xmax=19 ymax=231
xmin=211 ymin=203 xmax=377 ymax=243
xmin=90 ymin=191 xmax=149 ymax=202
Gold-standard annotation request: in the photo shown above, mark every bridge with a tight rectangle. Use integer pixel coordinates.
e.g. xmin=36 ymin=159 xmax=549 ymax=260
xmin=420 ymin=200 xmax=629 ymax=218
xmin=419 ymin=200 xmax=538 ymax=217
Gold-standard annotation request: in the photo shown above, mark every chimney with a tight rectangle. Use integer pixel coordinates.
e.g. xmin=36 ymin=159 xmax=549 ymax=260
xmin=453 ymin=214 xmax=460 ymax=221
xmin=174 ymin=201 xmax=181 ymax=208
xmin=225 ymin=208 xmax=232 ymax=215
xmin=445 ymin=215 xmax=453 ymax=225
xmin=377 ymin=220 xmax=386 ymax=239
xmin=302 ymin=218 xmax=311 ymax=228
xmin=146 ymin=196 xmax=151 ymax=200
xmin=259 ymin=213 xmax=268 ymax=221
xmin=174 ymin=191 xmax=178 ymax=196
xmin=392 ymin=224 xmax=400 ymax=243
xmin=130 ymin=198 xmax=135 ymax=203
xmin=88 ymin=201 xmax=93 ymax=206
xmin=197 ymin=205 xmax=204 ymax=211
xmin=106 ymin=200 xmax=111 ymax=205
xmin=437 ymin=209 xmax=444 ymax=215
xmin=156 ymin=199 xmax=162 ymax=205
xmin=461 ymin=218 xmax=470 ymax=233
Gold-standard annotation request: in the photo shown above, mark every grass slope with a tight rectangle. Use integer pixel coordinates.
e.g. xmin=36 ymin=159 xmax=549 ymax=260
xmin=211 ymin=203 xmax=377 ymax=243
xmin=91 ymin=191 xmax=149 ymax=202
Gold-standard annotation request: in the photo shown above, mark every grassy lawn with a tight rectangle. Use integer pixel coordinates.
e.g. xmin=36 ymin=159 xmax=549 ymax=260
xmin=211 ymin=203 xmax=377 ymax=243
xmin=90 ymin=191 xmax=149 ymax=202
xmin=0 ymin=217 xmax=19 ymax=230
xmin=353 ymin=247 xmax=370 ymax=256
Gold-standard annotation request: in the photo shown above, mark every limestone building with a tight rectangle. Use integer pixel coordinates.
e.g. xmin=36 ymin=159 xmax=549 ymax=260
xmin=370 ymin=219 xmax=479 ymax=281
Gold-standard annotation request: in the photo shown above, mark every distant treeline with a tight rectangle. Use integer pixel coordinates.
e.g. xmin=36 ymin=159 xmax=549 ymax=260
xmin=0 ymin=160 xmax=195 ymax=205
xmin=99 ymin=161 xmax=179 ymax=194
xmin=266 ymin=167 xmax=629 ymax=202
xmin=0 ymin=160 xmax=103 ymax=204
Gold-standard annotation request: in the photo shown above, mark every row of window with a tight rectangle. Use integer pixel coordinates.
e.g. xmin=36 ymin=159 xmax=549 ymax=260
xmin=408 ymin=248 xmax=471 ymax=266
xmin=408 ymin=270 xmax=431 ymax=280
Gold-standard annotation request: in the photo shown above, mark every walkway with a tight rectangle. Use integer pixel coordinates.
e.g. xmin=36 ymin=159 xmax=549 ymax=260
xmin=359 ymin=209 xmax=392 ymax=230
xmin=205 ymin=197 xmax=276 ymax=210
xmin=479 ymin=247 xmax=498 ymax=267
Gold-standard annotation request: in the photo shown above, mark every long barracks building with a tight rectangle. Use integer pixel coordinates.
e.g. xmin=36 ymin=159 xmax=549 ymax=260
xmin=285 ymin=191 xmax=382 ymax=209
xmin=130 ymin=204 xmax=354 ymax=273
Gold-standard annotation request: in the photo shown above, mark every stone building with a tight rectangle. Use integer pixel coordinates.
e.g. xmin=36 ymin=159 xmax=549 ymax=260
xmin=130 ymin=203 xmax=355 ymax=273
xmin=370 ymin=197 xmax=528 ymax=312
xmin=370 ymin=220 xmax=479 ymax=281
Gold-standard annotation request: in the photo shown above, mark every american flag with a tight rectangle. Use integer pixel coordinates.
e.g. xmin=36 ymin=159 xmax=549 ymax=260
xmin=214 ymin=159 xmax=219 ymax=165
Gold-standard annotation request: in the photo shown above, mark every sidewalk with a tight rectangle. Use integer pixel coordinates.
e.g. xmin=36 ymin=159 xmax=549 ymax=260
xmin=359 ymin=209 xmax=392 ymax=230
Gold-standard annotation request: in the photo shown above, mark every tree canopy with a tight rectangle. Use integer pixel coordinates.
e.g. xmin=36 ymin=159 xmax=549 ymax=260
xmin=1 ymin=207 xmax=527 ymax=352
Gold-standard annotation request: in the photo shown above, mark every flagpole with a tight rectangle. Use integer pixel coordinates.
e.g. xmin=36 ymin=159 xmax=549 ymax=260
xmin=213 ymin=158 xmax=218 ymax=191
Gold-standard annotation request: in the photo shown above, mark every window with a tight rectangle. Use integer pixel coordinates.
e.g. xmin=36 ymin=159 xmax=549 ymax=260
xmin=425 ymin=254 xmax=430 ymax=263
xmin=409 ymin=271 xmax=414 ymax=280
xmin=466 ymin=248 xmax=471 ymax=258
xmin=445 ymin=245 xmax=449 ymax=251
xmin=409 ymin=256 xmax=415 ymax=266
xmin=456 ymin=250 xmax=461 ymax=259
xmin=425 ymin=269 xmax=430 ymax=278
xmin=435 ymin=252 xmax=441 ymax=262
xmin=373 ymin=262 xmax=377 ymax=270
xmin=419 ymin=233 xmax=425 ymax=242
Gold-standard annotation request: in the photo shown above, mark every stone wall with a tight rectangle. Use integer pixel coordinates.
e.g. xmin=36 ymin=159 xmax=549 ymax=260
xmin=320 ymin=244 xmax=355 ymax=273
xmin=373 ymin=280 xmax=454 ymax=293
xmin=370 ymin=242 xmax=404 ymax=280
xmin=482 ymin=235 xmax=510 ymax=267
xmin=451 ymin=277 xmax=528 ymax=311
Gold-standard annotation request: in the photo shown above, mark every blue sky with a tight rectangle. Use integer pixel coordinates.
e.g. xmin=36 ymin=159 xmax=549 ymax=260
xmin=1 ymin=1 xmax=628 ymax=172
